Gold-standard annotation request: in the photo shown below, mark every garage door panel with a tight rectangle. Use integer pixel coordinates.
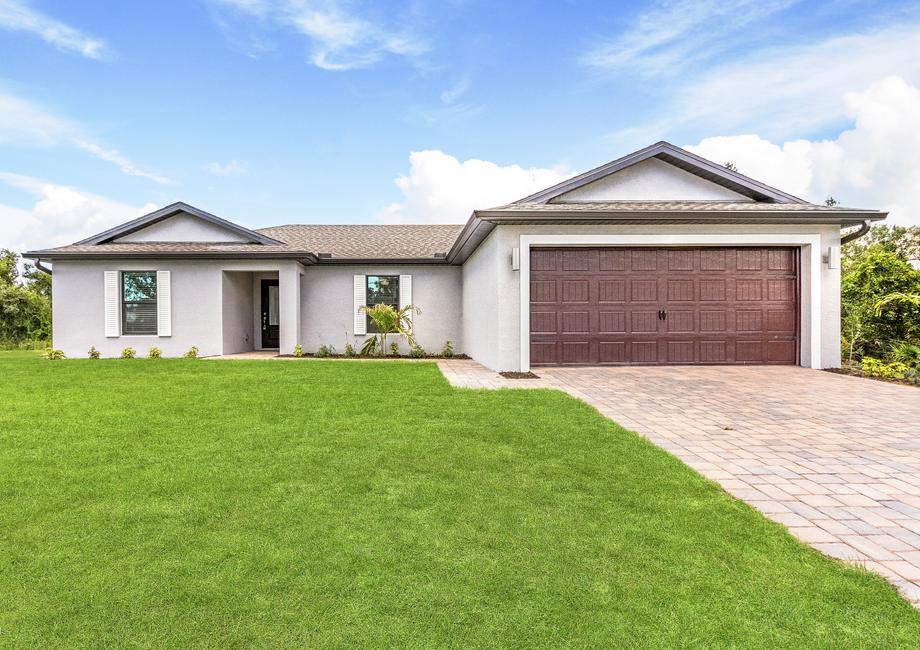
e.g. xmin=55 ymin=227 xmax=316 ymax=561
xmin=530 ymin=247 xmax=798 ymax=366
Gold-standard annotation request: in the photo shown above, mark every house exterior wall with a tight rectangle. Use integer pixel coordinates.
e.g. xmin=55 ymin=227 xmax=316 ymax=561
xmin=467 ymin=223 xmax=842 ymax=372
xmin=51 ymin=259 xmax=302 ymax=358
xmin=556 ymin=158 xmax=753 ymax=202
xmin=300 ymin=264 xmax=462 ymax=355
xmin=221 ymin=271 xmax=254 ymax=354
xmin=114 ymin=212 xmax=251 ymax=242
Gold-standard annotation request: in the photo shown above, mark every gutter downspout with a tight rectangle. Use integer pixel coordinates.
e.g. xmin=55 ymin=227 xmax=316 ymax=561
xmin=841 ymin=219 xmax=872 ymax=245
xmin=34 ymin=259 xmax=52 ymax=274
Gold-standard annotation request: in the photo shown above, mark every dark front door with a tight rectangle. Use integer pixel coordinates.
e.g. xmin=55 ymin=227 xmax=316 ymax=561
xmin=260 ymin=279 xmax=280 ymax=348
xmin=529 ymin=247 xmax=799 ymax=365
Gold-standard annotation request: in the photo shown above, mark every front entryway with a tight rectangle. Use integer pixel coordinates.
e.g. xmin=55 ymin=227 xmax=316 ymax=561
xmin=529 ymin=247 xmax=799 ymax=365
xmin=260 ymin=279 xmax=280 ymax=348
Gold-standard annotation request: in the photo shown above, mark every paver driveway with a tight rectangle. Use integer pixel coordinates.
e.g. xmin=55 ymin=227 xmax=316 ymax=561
xmin=438 ymin=360 xmax=920 ymax=606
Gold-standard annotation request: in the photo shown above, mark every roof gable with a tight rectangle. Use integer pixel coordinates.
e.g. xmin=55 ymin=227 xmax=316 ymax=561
xmin=515 ymin=141 xmax=807 ymax=205
xmin=77 ymin=202 xmax=282 ymax=246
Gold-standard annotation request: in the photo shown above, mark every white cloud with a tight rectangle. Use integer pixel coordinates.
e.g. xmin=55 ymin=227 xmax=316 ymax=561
xmin=0 ymin=172 xmax=155 ymax=253
xmin=0 ymin=0 xmax=110 ymax=59
xmin=674 ymin=23 xmax=920 ymax=137
xmin=0 ymin=91 xmax=171 ymax=184
xmin=581 ymin=0 xmax=798 ymax=75
xmin=204 ymin=159 xmax=248 ymax=175
xmin=377 ymin=150 xmax=572 ymax=224
xmin=684 ymin=76 xmax=920 ymax=226
xmin=210 ymin=0 xmax=428 ymax=70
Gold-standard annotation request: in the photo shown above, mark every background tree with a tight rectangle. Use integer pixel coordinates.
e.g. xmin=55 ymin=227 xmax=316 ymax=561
xmin=0 ymin=249 xmax=52 ymax=345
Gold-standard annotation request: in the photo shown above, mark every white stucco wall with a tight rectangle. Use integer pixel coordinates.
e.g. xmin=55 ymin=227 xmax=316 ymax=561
xmin=51 ymin=259 xmax=303 ymax=358
xmin=221 ymin=272 xmax=254 ymax=354
xmin=300 ymin=265 xmax=462 ymax=355
xmin=467 ymin=223 xmax=842 ymax=372
xmin=556 ymin=158 xmax=753 ymax=202
xmin=114 ymin=212 xmax=251 ymax=243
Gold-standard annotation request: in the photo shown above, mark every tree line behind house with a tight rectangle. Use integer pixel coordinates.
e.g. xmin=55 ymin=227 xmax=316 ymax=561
xmin=0 ymin=249 xmax=51 ymax=349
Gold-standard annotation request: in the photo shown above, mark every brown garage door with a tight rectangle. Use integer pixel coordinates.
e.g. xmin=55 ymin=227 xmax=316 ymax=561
xmin=530 ymin=247 xmax=798 ymax=365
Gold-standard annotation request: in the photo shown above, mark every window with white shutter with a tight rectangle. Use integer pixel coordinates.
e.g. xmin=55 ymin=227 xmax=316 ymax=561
xmin=157 ymin=270 xmax=171 ymax=337
xmin=399 ymin=274 xmax=412 ymax=328
xmin=104 ymin=271 xmax=119 ymax=337
xmin=353 ymin=274 xmax=366 ymax=335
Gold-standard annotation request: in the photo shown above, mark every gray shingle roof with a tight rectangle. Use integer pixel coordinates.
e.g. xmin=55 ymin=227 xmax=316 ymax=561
xmin=256 ymin=224 xmax=463 ymax=259
xmin=480 ymin=200 xmax=880 ymax=214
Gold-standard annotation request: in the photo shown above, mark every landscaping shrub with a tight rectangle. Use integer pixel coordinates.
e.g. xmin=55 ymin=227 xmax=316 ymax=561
xmin=409 ymin=345 xmax=426 ymax=358
xmin=389 ymin=341 xmax=399 ymax=356
xmin=315 ymin=344 xmax=334 ymax=358
xmin=148 ymin=347 xmax=162 ymax=359
xmin=42 ymin=348 xmax=65 ymax=360
xmin=184 ymin=346 xmax=199 ymax=359
xmin=442 ymin=340 xmax=454 ymax=357
xmin=88 ymin=346 xmax=100 ymax=359
xmin=858 ymin=357 xmax=908 ymax=380
xmin=120 ymin=347 xmax=136 ymax=359
xmin=343 ymin=342 xmax=356 ymax=357
xmin=293 ymin=344 xmax=304 ymax=357
xmin=360 ymin=337 xmax=378 ymax=356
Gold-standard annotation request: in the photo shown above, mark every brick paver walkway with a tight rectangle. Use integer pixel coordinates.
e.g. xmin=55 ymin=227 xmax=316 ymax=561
xmin=438 ymin=360 xmax=920 ymax=606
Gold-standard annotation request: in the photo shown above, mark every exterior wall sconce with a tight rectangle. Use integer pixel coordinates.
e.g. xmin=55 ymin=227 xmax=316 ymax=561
xmin=511 ymin=247 xmax=520 ymax=271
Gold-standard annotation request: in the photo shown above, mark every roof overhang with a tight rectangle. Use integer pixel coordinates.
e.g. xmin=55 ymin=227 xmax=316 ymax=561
xmin=75 ymin=202 xmax=284 ymax=246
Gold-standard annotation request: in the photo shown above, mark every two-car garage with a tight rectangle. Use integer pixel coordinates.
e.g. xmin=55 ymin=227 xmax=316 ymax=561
xmin=529 ymin=247 xmax=799 ymax=366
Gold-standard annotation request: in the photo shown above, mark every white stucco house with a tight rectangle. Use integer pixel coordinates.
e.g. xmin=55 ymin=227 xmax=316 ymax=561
xmin=26 ymin=142 xmax=885 ymax=370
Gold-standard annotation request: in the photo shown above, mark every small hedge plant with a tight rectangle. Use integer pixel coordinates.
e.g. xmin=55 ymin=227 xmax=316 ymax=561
xmin=43 ymin=348 xmax=65 ymax=360
xmin=442 ymin=340 xmax=454 ymax=358
xmin=293 ymin=344 xmax=304 ymax=358
xmin=344 ymin=342 xmax=356 ymax=357
xmin=148 ymin=347 xmax=162 ymax=359
xmin=184 ymin=346 xmax=199 ymax=359
xmin=409 ymin=345 xmax=426 ymax=358
xmin=120 ymin=347 xmax=136 ymax=359
xmin=859 ymin=357 xmax=909 ymax=379
xmin=389 ymin=341 xmax=399 ymax=356
xmin=88 ymin=346 xmax=100 ymax=359
xmin=316 ymin=344 xmax=334 ymax=358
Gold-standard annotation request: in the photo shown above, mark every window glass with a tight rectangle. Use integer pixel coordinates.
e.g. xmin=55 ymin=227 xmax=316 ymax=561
xmin=366 ymin=275 xmax=399 ymax=333
xmin=123 ymin=271 xmax=158 ymax=335
xmin=268 ymin=284 xmax=279 ymax=326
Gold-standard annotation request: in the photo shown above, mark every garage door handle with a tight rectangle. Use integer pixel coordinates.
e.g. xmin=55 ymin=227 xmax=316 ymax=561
xmin=658 ymin=309 xmax=667 ymax=320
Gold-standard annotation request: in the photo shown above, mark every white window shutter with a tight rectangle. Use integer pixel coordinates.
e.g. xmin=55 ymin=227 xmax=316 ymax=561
xmin=399 ymin=274 xmax=412 ymax=326
xmin=157 ymin=270 xmax=171 ymax=337
xmin=104 ymin=271 xmax=119 ymax=337
xmin=353 ymin=274 xmax=366 ymax=335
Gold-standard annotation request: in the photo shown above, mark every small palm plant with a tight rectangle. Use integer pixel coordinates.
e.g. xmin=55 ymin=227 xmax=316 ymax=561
xmin=360 ymin=303 xmax=418 ymax=356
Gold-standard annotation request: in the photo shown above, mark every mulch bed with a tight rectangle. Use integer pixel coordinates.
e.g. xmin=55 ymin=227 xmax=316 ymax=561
xmin=281 ymin=354 xmax=470 ymax=360
xmin=499 ymin=371 xmax=541 ymax=379
xmin=824 ymin=367 xmax=919 ymax=387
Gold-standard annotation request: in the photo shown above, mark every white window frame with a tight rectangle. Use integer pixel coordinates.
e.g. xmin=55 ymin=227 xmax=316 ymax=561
xmin=518 ymin=233 xmax=823 ymax=372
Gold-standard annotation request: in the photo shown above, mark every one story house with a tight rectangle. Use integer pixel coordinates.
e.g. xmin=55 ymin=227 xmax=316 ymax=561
xmin=26 ymin=141 xmax=886 ymax=371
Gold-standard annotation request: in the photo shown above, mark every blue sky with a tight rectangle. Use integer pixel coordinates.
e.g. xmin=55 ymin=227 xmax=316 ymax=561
xmin=2 ymin=0 xmax=919 ymax=251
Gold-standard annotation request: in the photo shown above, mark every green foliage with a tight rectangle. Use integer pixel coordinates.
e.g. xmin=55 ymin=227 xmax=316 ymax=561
xmin=389 ymin=341 xmax=399 ymax=356
xmin=360 ymin=303 xmax=418 ymax=356
xmin=0 ymin=249 xmax=52 ymax=344
xmin=315 ymin=344 xmax=334 ymax=358
xmin=841 ymin=247 xmax=920 ymax=360
xmin=293 ymin=344 xmax=304 ymax=357
xmin=88 ymin=346 xmax=100 ymax=359
xmin=42 ymin=348 xmax=65 ymax=360
xmin=441 ymin=340 xmax=454 ymax=358
xmin=120 ymin=347 xmax=136 ymax=359
xmin=409 ymin=345 xmax=426 ymax=358
xmin=184 ymin=346 xmax=199 ymax=359
xmin=858 ymin=357 xmax=908 ymax=380
xmin=343 ymin=342 xmax=356 ymax=357
xmin=889 ymin=342 xmax=920 ymax=370
xmin=148 ymin=347 xmax=162 ymax=359
xmin=360 ymin=336 xmax=378 ymax=356
xmin=843 ymin=224 xmax=920 ymax=263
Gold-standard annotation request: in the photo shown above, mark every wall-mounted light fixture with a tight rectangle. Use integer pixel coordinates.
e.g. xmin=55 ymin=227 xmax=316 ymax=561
xmin=825 ymin=246 xmax=840 ymax=269
xmin=511 ymin=247 xmax=520 ymax=271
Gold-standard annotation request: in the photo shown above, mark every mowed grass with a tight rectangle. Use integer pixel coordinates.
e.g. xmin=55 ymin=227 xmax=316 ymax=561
xmin=0 ymin=352 xmax=917 ymax=648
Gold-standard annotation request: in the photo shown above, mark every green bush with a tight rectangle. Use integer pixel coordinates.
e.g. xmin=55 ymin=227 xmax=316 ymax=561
xmin=441 ymin=340 xmax=454 ymax=358
xmin=360 ymin=336 xmax=378 ymax=356
xmin=0 ymin=283 xmax=51 ymax=342
xmin=409 ymin=345 xmax=426 ymax=358
xmin=184 ymin=346 xmax=199 ymax=359
xmin=859 ymin=357 xmax=908 ymax=379
xmin=148 ymin=347 xmax=162 ymax=359
xmin=315 ymin=344 xmax=334 ymax=358
xmin=889 ymin=342 xmax=920 ymax=370
xmin=88 ymin=346 xmax=100 ymax=359
xmin=293 ymin=344 xmax=304 ymax=357
xmin=120 ymin=347 xmax=136 ymax=359
xmin=343 ymin=342 xmax=356 ymax=357
xmin=42 ymin=348 xmax=65 ymax=360
xmin=389 ymin=341 xmax=399 ymax=356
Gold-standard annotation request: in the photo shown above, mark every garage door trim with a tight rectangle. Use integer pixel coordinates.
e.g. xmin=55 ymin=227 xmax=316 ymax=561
xmin=518 ymin=233 xmax=823 ymax=371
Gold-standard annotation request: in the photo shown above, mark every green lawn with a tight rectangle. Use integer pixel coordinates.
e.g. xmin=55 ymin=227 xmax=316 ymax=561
xmin=0 ymin=352 xmax=917 ymax=648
